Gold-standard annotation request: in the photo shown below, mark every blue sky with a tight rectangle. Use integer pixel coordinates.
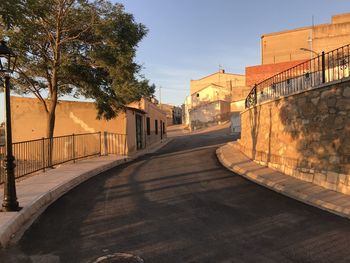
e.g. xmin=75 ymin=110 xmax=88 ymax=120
xmin=1 ymin=0 xmax=350 ymax=122
xmin=114 ymin=0 xmax=350 ymax=105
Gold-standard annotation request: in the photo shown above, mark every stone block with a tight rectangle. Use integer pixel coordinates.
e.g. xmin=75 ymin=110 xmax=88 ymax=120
xmin=323 ymin=182 xmax=337 ymax=191
xmin=329 ymin=108 xmax=337 ymax=114
xmin=300 ymin=172 xmax=313 ymax=183
xmin=343 ymin=86 xmax=350 ymax=97
xmin=292 ymin=169 xmax=299 ymax=178
xmin=321 ymin=89 xmax=335 ymax=99
xmin=327 ymin=171 xmax=339 ymax=184
xmin=317 ymin=102 xmax=328 ymax=114
xmin=334 ymin=116 xmax=345 ymax=130
xmin=336 ymin=184 xmax=350 ymax=195
xmin=313 ymin=172 xmax=326 ymax=186
xmin=329 ymin=155 xmax=340 ymax=164
xmin=311 ymin=97 xmax=320 ymax=105
xmin=284 ymin=166 xmax=293 ymax=176
xmin=336 ymin=99 xmax=350 ymax=111
xmin=326 ymin=96 xmax=337 ymax=107
xmin=338 ymin=174 xmax=348 ymax=185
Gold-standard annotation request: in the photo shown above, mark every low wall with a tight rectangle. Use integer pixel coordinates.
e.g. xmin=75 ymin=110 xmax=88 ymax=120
xmin=190 ymin=100 xmax=230 ymax=130
xmin=240 ymin=80 xmax=350 ymax=194
xmin=230 ymin=112 xmax=241 ymax=133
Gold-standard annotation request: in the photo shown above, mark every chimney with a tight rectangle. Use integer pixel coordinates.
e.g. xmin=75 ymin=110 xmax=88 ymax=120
xmin=219 ymin=69 xmax=225 ymax=74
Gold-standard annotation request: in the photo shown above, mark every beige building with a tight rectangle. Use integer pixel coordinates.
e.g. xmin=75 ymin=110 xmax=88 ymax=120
xmin=158 ymin=103 xmax=182 ymax=126
xmin=188 ymin=69 xmax=249 ymax=131
xmin=11 ymin=96 xmax=167 ymax=154
xmin=262 ymin=13 xmax=350 ymax=64
xmin=190 ymin=69 xmax=245 ymax=95
xmin=182 ymin=95 xmax=192 ymax=128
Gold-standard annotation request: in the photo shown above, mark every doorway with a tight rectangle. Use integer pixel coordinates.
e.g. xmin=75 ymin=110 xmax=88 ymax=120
xmin=136 ymin=114 xmax=143 ymax=150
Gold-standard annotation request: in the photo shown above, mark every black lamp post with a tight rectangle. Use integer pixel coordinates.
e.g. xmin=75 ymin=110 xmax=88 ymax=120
xmin=0 ymin=40 xmax=19 ymax=212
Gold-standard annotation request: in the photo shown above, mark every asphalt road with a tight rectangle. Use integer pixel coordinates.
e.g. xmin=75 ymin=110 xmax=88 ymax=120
xmin=2 ymin=127 xmax=350 ymax=263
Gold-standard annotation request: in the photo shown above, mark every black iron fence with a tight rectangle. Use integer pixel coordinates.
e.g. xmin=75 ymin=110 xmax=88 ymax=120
xmin=0 ymin=132 xmax=101 ymax=183
xmin=103 ymin=132 xmax=127 ymax=156
xmin=245 ymin=44 xmax=350 ymax=108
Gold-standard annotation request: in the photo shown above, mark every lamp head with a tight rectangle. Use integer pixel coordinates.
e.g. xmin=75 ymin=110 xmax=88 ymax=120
xmin=0 ymin=40 xmax=17 ymax=73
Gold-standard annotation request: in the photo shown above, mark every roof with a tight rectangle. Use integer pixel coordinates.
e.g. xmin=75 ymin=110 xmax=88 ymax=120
xmin=192 ymin=83 xmax=229 ymax=94
xmin=191 ymin=71 xmax=245 ymax=82
xmin=125 ymin=106 xmax=146 ymax=114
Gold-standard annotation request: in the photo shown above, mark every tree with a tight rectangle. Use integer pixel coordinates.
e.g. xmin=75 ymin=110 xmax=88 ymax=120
xmin=0 ymin=0 xmax=154 ymax=138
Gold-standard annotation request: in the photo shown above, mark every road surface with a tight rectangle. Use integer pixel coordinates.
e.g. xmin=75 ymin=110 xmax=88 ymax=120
xmin=2 ymin=126 xmax=350 ymax=262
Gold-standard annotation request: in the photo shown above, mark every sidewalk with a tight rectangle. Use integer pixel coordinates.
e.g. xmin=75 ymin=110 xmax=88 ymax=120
xmin=0 ymin=138 xmax=173 ymax=248
xmin=217 ymin=142 xmax=350 ymax=220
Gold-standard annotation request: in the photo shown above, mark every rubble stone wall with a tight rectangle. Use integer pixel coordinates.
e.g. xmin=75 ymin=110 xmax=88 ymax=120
xmin=239 ymin=80 xmax=350 ymax=194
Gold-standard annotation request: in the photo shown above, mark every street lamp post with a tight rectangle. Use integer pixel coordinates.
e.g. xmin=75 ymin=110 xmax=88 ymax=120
xmin=0 ymin=40 xmax=19 ymax=212
xmin=299 ymin=47 xmax=318 ymax=57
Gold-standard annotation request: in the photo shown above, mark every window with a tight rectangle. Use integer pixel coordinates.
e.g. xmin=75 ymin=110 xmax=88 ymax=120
xmin=155 ymin=120 xmax=158 ymax=134
xmin=146 ymin=117 xmax=150 ymax=135
xmin=163 ymin=122 xmax=166 ymax=134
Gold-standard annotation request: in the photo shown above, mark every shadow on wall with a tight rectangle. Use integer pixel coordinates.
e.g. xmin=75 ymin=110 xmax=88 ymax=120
xmin=279 ymin=84 xmax=350 ymax=174
xmin=0 ymin=125 xmax=4 ymax=146
xmin=244 ymin=82 xmax=349 ymax=175
xmin=248 ymin=106 xmax=260 ymax=160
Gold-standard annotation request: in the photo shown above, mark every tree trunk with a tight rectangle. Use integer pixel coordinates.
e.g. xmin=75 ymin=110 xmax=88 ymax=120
xmin=46 ymin=90 xmax=58 ymax=167
xmin=46 ymin=107 xmax=56 ymax=139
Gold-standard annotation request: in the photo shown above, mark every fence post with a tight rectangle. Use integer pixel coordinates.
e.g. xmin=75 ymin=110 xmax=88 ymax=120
xmin=72 ymin=133 xmax=75 ymax=163
xmin=103 ymin=131 xmax=108 ymax=156
xmin=42 ymin=137 xmax=45 ymax=172
xmin=253 ymin=84 xmax=257 ymax=106
xmin=321 ymin=51 xmax=326 ymax=83
xmin=99 ymin=131 xmax=102 ymax=156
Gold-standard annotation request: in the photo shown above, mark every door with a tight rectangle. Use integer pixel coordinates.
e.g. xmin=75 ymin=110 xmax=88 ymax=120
xmin=136 ymin=114 xmax=143 ymax=150
xmin=160 ymin=120 xmax=163 ymax=140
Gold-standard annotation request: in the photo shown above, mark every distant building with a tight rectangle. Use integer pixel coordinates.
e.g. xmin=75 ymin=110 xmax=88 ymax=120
xmin=261 ymin=13 xmax=350 ymax=65
xmin=159 ymin=103 xmax=182 ymax=126
xmin=190 ymin=69 xmax=245 ymax=95
xmin=187 ymin=69 xmax=248 ymax=131
xmin=182 ymin=96 xmax=192 ymax=128
xmin=246 ymin=13 xmax=350 ymax=86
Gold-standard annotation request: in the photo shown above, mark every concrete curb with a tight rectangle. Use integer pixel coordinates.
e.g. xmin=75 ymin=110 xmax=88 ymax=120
xmin=216 ymin=143 xmax=350 ymax=220
xmin=0 ymin=138 xmax=173 ymax=248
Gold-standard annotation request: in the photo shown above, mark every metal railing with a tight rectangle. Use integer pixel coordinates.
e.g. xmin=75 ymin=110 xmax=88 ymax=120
xmin=0 ymin=132 xmax=101 ymax=183
xmin=103 ymin=132 xmax=127 ymax=156
xmin=245 ymin=44 xmax=350 ymax=108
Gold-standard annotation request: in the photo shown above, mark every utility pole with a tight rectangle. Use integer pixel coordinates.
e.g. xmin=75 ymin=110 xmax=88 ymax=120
xmin=159 ymin=86 xmax=162 ymax=110
xmin=309 ymin=15 xmax=314 ymax=61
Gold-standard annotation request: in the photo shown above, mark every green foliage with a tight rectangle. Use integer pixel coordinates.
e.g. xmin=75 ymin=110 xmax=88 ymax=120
xmin=0 ymin=0 xmax=154 ymax=120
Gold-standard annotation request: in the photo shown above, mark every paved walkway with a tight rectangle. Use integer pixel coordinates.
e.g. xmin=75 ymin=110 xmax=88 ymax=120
xmin=0 ymin=139 xmax=172 ymax=248
xmin=217 ymin=142 xmax=350 ymax=219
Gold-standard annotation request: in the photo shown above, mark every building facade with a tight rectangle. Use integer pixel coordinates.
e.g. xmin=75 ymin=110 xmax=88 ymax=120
xmin=159 ymin=103 xmax=182 ymax=126
xmin=10 ymin=96 xmax=167 ymax=154
xmin=261 ymin=13 xmax=350 ymax=65
xmin=187 ymin=69 xmax=248 ymax=131
xmin=190 ymin=69 xmax=245 ymax=95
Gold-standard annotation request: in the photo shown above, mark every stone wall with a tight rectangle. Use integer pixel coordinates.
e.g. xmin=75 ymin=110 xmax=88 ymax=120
xmin=239 ymin=80 xmax=350 ymax=194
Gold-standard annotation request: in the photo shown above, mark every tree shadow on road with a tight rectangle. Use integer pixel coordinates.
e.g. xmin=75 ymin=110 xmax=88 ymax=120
xmin=4 ymin=127 xmax=350 ymax=263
